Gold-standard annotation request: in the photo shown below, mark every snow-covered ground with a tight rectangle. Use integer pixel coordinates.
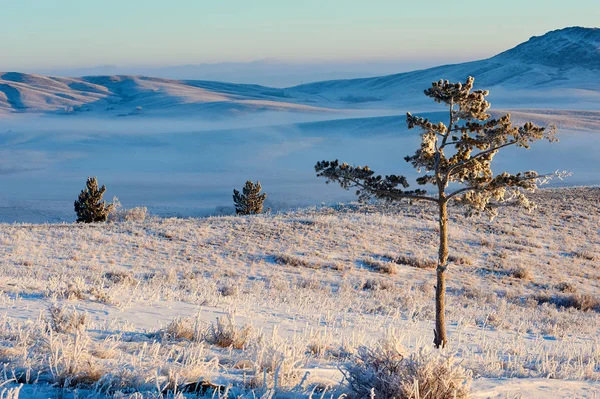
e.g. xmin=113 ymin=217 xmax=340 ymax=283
xmin=0 ymin=188 xmax=598 ymax=398
xmin=0 ymin=26 xmax=598 ymax=398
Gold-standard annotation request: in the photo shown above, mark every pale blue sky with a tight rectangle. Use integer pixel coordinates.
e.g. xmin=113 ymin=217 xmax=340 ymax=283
xmin=0 ymin=0 xmax=597 ymax=69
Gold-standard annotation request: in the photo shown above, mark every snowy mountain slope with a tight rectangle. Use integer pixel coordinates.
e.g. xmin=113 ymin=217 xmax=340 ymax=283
xmin=287 ymin=27 xmax=600 ymax=108
xmin=0 ymin=27 xmax=598 ymax=115
xmin=491 ymin=26 xmax=599 ymax=70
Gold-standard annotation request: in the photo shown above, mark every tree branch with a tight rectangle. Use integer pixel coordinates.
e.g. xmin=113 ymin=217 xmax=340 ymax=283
xmin=446 ymin=171 xmax=557 ymax=200
xmin=342 ymin=175 xmax=439 ymax=203
xmin=315 ymin=160 xmax=439 ymax=204
xmin=446 ymin=140 xmax=517 ymax=177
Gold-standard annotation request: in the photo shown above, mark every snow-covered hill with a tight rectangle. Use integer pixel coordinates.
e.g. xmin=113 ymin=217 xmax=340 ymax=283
xmin=0 ymin=188 xmax=599 ymax=398
xmin=492 ymin=26 xmax=599 ymax=70
xmin=0 ymin=73 xmax=334 ymax=116
xmin=289 ymin=27 xmax=600 ymax=109
xmin=0 ymin=27 xmax=598 ymax=114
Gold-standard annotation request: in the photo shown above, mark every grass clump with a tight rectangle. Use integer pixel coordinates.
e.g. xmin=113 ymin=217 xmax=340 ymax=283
xmin=448 ymin=255 xmax=474 ymax=266
xmin=343 ymin=344 xmax=471 ymax=399
xmin=204 ymin=316 xmax=256 ymax=349
xmin=46 ymin=305 xmax=88 ymax=334
xmin=161 ymin=316 xmax=202 ymax=342
xmin=573 ymin=250 xmax=597 ymax=261
xmin=362 ymin=258 xmax=397 ymax=274
xmin=395 ymin=255 xmax=437 ymax=269
xmin=534 ymin=293 xmax=600 ymax=312
xmin=554 ymin=281 xmax=577 ymax=293
xmin=509 ymin=265 xmax=533 ymax=280
xmin=362 ymin=279 xmax=394 ymax=291
xmin=273 ymin=253 xmax=320 ymax=269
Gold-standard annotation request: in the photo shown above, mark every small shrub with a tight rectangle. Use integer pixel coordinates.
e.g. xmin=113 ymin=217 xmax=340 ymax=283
xmin=556 ymin=294 xmax=600 ymax=312
xmin=46 ymin=305 xmax=88 ymax=334
xmin=329 ymin=261 xmax=347 ymax=271
xmin=401 ymin=350 xmax=472 ymax=399
xmin=461 ymin=287 xmax=496 ymax=303
xmin=480 ymin=239 xmax=494 ymax=248
xmin=296 ymin=277 xmax=323 ymax=290
xmin=103 ymin=271 xmax=138 ymax=286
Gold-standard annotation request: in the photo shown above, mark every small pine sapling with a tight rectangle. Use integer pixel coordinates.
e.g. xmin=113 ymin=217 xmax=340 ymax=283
xmin=74 ymin=177 xmax=113 ymax=223
xmin=233 ymin=180 xmax=267 ymax=215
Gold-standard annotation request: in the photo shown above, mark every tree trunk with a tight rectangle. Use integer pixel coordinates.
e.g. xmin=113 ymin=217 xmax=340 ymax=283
xmin=434 ymin=200 xmax=449 ymax=348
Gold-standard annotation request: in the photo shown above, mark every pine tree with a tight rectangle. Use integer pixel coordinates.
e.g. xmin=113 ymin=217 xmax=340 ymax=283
xmin=315 ymin=76 xmax=567 ymax=348
xmin=74 ymin=177 xmax=113 ymax=223
xmin=233 ymin=181 xmax=267 ymax=215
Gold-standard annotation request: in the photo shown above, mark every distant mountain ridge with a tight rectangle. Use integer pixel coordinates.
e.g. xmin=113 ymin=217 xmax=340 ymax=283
xmin=0 ymin=27 xmax=598 ymax=115
xmin=491 ymin=27 xmax=599 ymax=69
xmin=287 ymin=27 xmax=600 ymax=109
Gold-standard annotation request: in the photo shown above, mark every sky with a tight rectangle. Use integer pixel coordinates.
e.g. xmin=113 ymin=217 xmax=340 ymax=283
xmin=0 ymin=0 xmax=598 ymax=70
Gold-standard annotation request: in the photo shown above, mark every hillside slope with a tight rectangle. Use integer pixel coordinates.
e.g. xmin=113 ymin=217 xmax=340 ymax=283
xmin=0 ymin=188 xmax=598 ymax=397
xmin=0 ymin=27 xmax=598 ymax=115
xmin=0 ymin=73 xmax=333 ymax=116
xmin=288 ymin=27 xmax=600 ymax=108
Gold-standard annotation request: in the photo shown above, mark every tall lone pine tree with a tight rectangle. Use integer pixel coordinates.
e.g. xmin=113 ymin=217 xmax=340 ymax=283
xmin=315 ymin=77 xmax=566 ymax=348
xmin=233 ymin=180 xmax=267 ymax=215
xmin=74 ymin=177 xmax=113 ymax=223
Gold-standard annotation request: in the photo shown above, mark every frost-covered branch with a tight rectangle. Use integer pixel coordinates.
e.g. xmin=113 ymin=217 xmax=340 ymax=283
xmin=315 ymin=160 xmax=437 ymax=203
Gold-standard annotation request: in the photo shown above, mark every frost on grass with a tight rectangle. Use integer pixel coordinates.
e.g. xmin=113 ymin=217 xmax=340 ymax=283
xmin=204 ymin=316 xmax=258 ymax=349
xmin=108 ymin=197 xmax=148 ymax=223
xmin=0 ymin=187 xmax=599 ymax=397
xmin=343 ymin=340 xmax=471 ymax=399
xmin=46 ymin=304 xmax=88 ymax=334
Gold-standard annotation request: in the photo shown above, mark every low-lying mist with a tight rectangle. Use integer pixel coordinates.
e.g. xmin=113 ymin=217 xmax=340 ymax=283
xmin=0 ymin=112 xmax=598 ymax=223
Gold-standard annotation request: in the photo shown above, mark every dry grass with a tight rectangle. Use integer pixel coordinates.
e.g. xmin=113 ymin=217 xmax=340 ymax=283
xmin=0 ymin=187 xmax=598 ymax=397
xmin=362 ymin=278 xmax=395 ymax=291
xmin=343 ymin=342 xmax=471 ymax=399
xmin=160 ymin=315 xmax=202 ymax=342
xmin=361 ymin=258 xmax=398 ymax=274
xmin=395 ymin=255 xmax=437 ymax=269
xmin=509 ymin=265 xmax=533 ymax=280
xmin=533 ymin=293 xmax=600 ymax=312
xmin=46 ymin=304 xmax=88 ymax=334
xmin=204 ymin=316 xmax=257 ymax=349
xmin=448 ymin=255 xmax=474 ymax=266
xmin=401 ymin=350 xmax=472 ymax=399
xmin=573 ymin=250 xmax=598 ymax=261
xmin=555 ymin=281 xmax=578 ymax=293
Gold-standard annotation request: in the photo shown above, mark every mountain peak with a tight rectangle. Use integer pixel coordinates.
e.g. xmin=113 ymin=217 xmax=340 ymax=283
xmin=492 ymin=26 xmax=600 ymax=69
